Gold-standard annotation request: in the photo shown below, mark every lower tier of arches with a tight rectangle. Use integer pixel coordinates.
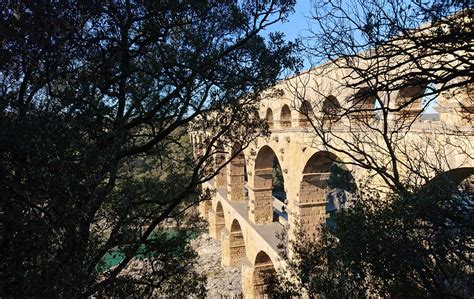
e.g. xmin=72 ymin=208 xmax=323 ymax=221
xmin=200 ymin=181 xmax=282 ymax=298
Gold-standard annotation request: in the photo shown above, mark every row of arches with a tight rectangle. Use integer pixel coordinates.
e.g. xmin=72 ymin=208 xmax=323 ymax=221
xmin=264 ymin=82 xmax=429 ymax=129
xmin=210 ymin=149 xmax=469 ymax=236
xmin=216 ymin=142 xmax=474 ymax=226
xmin=265 ymin=101 xmax=313 ymax=129
xmin=205 ymin=144 xmax=473 ymax=297
xmin=213 ymin=210 xmax=276 ymax=297
xmin=209 ymin=144 xmax=474 ymax=240
xmin=250 ymin=146 xmax=354 ymax=232
xmin=209 ymin=142 xmax=355 ymax=235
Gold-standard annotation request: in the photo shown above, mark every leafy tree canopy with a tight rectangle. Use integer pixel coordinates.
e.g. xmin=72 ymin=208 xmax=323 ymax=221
xmin=0 ymin=1 xmax=299 ymax=297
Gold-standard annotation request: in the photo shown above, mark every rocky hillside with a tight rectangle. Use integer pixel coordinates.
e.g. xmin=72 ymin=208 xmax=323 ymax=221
xmin=191 ymin=233 xmax=243 ymax=298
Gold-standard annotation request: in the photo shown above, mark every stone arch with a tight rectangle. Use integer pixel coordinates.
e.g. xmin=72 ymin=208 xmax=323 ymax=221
xmin=265 ymin=108 xmax=274 ymax=129
xmin=438 ymin=82 xmax=473 ymax=126
xmin=222 ymin=219 xmax=247 ymax=267
xmin=350 ymin=87 xmax=377 ymax=121
xmin=424 ymin=167 xmax=474 ymax=193
xmin=298 ymin=100 xmax=313 ymax=127
xmin=209 ymin=201 xmax=226 ymax=239
xmin=227 ymin=147 xmax=247 ymax=202
xmin=280 ymin=104 xmax=292 ymax=128
xmin=322 ymin=95 xmax=342 ymax=125
xmin=458 ymin=171 xmax=474 ymax=192
xmin=248 ymin=251 xmax=276 ymax=297
xmin=296 ymin=151 xmax=341 ymax=236
xmin=249 ymin=145 xmax=281 ymax=224
xmin=395 ymin=79 xmax=427 ymax=121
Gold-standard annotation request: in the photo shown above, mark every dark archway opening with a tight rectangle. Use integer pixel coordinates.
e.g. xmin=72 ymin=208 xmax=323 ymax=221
xmin=272 ymin=157 xmax=285 ymax=201
xmin=252 ymin=251 xmax=276 ymax=296
xmin=209 ymin=201 xmax=226 ymax=239
xmin=299 ymin=152 xmax=355 ymax=234
xmin=265 ymin=108 xmax=274 ymax=130
xmin=395 ymin=79 xmax=428 ymax=122
xmin=252 ymin=146 xmax=286 ymax=224
xmin=298 ymin=100 xmax=313 ymax=127
xmin=280 ymin=104 xmax=292 ymax=128
xmin=272 ymin=157 xmax=287 ymax=221
xmin=350 ymin=87 xmax=377 ymax=121
xmin=228 ymin=219 xmax=246 ymax=267
xmin=322 ymin=95 xmax=342 ymax=125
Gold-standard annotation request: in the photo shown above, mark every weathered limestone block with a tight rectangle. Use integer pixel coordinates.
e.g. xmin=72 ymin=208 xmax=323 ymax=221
xmin=198 ymin=200 xmax=212 ymax=219
xmin=222 ymin=230 xmax=246 ymax=267
xmin=208 ymin=209 xmax=225 ymax=239
xmin=292 ymin=172 xmax=332 ymax=237
xmin=253 ymin=169 xmax=272 ymax=188
xmin=215 ymin=168 xmax=227 ymax=188
xmin=227 ymin=158 xmax=246 ymax=201
xmin=229 ymin=235 xmax=246 ymax=266
xmin=241 ymin=260 xmax=258 ymax=299
xmin=280 ymin=119 xmax=291 ymax=128
xmin=221 ymin=228 xmax=231 ymax=266
xmin=248 ymin=187 xmax=273 ymax=224
xmin=298 ymin=118 xmax=311 ymax=128
xmin=248 ymin=169 xmax=274 ymax=224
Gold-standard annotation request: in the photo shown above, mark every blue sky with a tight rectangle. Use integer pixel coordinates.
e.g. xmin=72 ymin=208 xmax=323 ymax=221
xmin=267 ymin=0 xmax=313 ymax=69
xmin=266 ymin=0 xmax=439 ymax=113
xmin=271 ymin=0 xmax=313 ymax=43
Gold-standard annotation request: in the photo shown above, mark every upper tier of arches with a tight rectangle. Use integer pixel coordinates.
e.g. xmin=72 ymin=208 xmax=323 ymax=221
xmin=259 ymin=80 xmax=443 ymax=129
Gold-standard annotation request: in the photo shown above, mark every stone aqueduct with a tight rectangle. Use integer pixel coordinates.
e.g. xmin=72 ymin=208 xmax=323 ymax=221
xmin=190 ymin=62 xmax=474 ymax=297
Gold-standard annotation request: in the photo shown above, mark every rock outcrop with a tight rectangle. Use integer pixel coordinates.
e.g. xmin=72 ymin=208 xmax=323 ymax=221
xmin=191 ymin=233 xmax=243 ymax=298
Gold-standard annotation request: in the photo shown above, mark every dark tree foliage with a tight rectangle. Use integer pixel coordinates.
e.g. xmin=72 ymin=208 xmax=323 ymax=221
xmin=327 ymin=163 xmax=357 ymax=193
xmin=271 ymin=178 xmax=473 ymax=298
xmin=272 ymin=156 xmax=285 ymax=193
xmin=0 ymin=1 xmax=299 ymax=297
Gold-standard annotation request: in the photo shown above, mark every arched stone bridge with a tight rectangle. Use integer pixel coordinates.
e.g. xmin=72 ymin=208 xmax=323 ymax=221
xmin=192 ymin=65 xmax=473 ymax=298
